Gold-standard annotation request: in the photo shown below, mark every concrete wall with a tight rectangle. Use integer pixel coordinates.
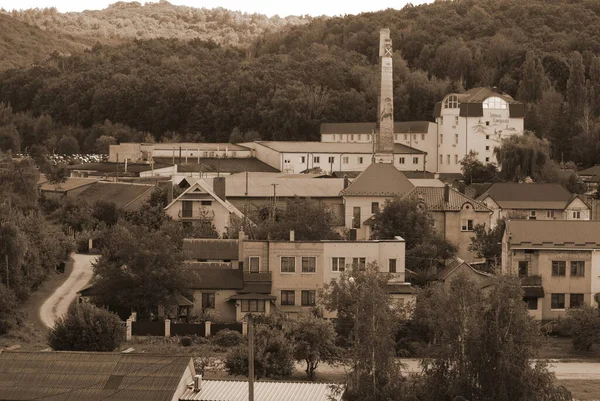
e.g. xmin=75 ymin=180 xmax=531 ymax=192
xmin=343 ymin=196 xmax=392 ymax=239
xmin=165 ymin=197 xmax=232 ymax=236
xmin=191 ymin=289 xmax=237 ymax=322
xmin=565 ymin=197 xmax=591 ymax=220
xmin=109 ymin=143 xmax=142 ymax=162
xmin=253 ymin=145 xmax=283 ymax=171
xmin=240 ymin=241 xmax=270 ymax=272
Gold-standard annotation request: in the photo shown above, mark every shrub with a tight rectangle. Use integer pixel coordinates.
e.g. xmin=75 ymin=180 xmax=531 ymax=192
xmin=212 ymin=329 xmax=244 ymax=347
xmin=180 ymin=336 xmax=192 ymax=347
xmin=48 ymin=302 xmax=124 ymax=351
xmin=0 ymin=284 xmax=22 ymax=334
xmin=565 ymin=305 xmax=600 ymax=351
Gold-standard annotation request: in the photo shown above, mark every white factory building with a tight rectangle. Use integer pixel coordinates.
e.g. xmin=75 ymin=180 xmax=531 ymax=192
xmin=320 ymin=87 xmax=525 ymax=174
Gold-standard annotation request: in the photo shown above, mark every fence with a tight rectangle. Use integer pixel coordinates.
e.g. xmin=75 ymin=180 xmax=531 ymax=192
xmin=131 ymin=321 xmax=165 ymax=336
xmin=210 ymin=322 xmax=243 ymax=336
xmin=171 ymin=322 xmax=206 ymax=336
xmin=129 ymin=319 xmax=246 ymax=339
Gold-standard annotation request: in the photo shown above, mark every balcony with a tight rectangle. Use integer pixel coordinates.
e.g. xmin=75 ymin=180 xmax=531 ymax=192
xmin=521 ymin=275 xmax=542 ymax=286
xmin=178 ymin=207 xmax=215 ymax=220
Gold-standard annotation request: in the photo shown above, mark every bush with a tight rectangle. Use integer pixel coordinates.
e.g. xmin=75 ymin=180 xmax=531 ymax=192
xmin=0 ymin=284 xmax=23 ymax=334
xmin=48 ymin=302 xmax=124 ymax=351
xmin=212 ymin=329 xmax=244 ymax=347
xmin=565 ymin=305 xmax=600 ymax=351
xmin=180 ymin=336 xmax=192 ymax=347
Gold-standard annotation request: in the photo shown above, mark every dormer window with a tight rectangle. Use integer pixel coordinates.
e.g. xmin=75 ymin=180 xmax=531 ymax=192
xmin=444 ymin=94 xmax=459 ymax=109
xmin=482 ymin=96 xmax=508 ymax=110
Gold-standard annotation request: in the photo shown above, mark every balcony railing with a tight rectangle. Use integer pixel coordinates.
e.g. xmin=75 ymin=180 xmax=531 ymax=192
xmin=521 ymin=275 xmax=542 ymax=286
xmin=178 ymin=207 xmax=215 ymax=220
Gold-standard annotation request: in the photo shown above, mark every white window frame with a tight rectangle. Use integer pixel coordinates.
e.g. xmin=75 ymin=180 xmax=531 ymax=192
xmin=461 ymin=219 xmax=474 ymax=231
xmin=248 ymin=256 xmax=260 ymax=273
xmin=280 ymin=256 xmax=296 ymax=273
xmin=328 ymin=156 xmax=335 ymax=163
xmin=398 ymin=157 xmax=405 ymax=164
xmin=313 ymin=156 xmax=320 ymax=163
xmin=573 ymin=211 xmax=581 ymax=219
xmin=342 ymin=156 xmax=349 ymax=164
xmin=332 ymin=257 xmax=346 ymax=272
xmin=301 ymin=256 xmax=317 ymax=274
xmin=412 ymin=157 xmax=418 ymax=164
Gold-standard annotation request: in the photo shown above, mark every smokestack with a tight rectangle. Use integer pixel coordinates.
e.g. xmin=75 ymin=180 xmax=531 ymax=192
xmin=374 ymin=28 xmax=394 ymax=163
xmin=343 ymin=176 xmax=349 ymax=189
xmin=193 ymin=374 xmax=202 ymax=392
xmin=290 ymin=230 xmax=295 ymax=242
xmin=458 ymin=180 xmax=466 ymax=194
xmin=213 ymin=176 xmax=226 ymax=201
xmin=444 ymin=184 xmax=450 ymax=203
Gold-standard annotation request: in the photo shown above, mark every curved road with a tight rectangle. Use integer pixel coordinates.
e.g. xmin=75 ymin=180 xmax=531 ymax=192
xmin=39 ymin=254 xmax=96 ymax=329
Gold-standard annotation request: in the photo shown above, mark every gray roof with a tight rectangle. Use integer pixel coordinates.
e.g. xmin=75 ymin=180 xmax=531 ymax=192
xmin=145 ymin=142 xmax=251 ymax=152
xmin=76 ymin=182 xmax=156 ymax=211
xmin=182 ymin=267 xmax=244 ymax=289
xmin=183 ymin=239 xmax=239 ymax=261
xmin=320 ymin=121 xmax=432 ymax=135
xmin=0 ymin=351 xmax=191 ymax=401
xmin=433 ymin=87 xmax=524 ymax=118
xmin=506 ymin=220 xmax=600 ymax=249
xmin=256 ymin=141 xmax=425 ymax=155
xmin=342 ymin=163 xmax=415 ymax=197
xmin=436 ymin=258 xmax=495 ymax=281
xmin=479 ymin=183 xmax=574 ymax=209
xmin=407 ymin=186 xmax=491 ymax=212
xmin=159 ymin=158 xmax=279 ymax=173
xmin=179 ymin=380 xmax=342 ymax=401
xmin=578 ymin=165 xmax=600 ymax=182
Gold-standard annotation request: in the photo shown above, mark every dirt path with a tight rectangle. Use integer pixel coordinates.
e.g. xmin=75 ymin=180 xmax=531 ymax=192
xmin=39 ymin=254 xmax=96 ymax=329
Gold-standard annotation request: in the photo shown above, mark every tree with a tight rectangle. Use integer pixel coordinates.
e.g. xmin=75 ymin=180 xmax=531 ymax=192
xmin=225 ymin=324 xmax=294 ymax=379
xmin=468 ymin=220 xmax=505 ymax=269
xmin=459 ymin=150 xmax=498 ymax=184
xmin=228 ymin=127 xmax=244 ymax=143
xmin=0 ymin=283 xmax=22 ymax=334
xmin=370 ymin=198 xmax=433 ymax=248
xmin=517 ymin=51 xmax=549 ymax=103
xmin=567 ymin=51 xmax=587 ymax=122
xmin=0 ymin=125 xmax=20 ymax=153
xmin=253 ymin=198 xmax=340 ymax=241
xmin=413 ymin=275 xmax=571 ymax=401
xmin=95 ymin=135 xmax=117 ymax=154
xmin=46 ymin=164 xmax=69 ymax=188
xmin=288 ymin=314 xmax=340 ymax=380
xmin=56 ymin=135 xmax=80 ymax=155
xmin=47 ymin=302 xmax=124 ymax=351
xmin=494 ymin=132 xmax=553 ymax=182
xmin=563 ymin=304 xmax=600 ymax=351
xmin=92 ymin=223 xmax=188 ymax=319
xmin=92 ymin=200 xmax=119 ymax=227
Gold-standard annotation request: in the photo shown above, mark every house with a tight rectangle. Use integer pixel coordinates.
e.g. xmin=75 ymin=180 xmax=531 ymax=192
xmin=577 ymin=165 xmax=600 ymax=190
xmin=75 ymin=181 xmax=157 ymax=211
xmin=68 ymin=161 xmax=176 ymax=178
xmin=249 ymin=141 xmax=426 ymax=174
xmin=435 ymin=257 xmax=495 ymax=290
xmin=108 ymin=142 xmax=254 ymax=163
xmin=165 ymin=178 xmax=246 ymax=237
xmin=39 ymin=177 xmax=99 ymax=199
xmin=478 ymin=183 xmax=590 ymax=227
xmin=405 ymin=185 xmax=492 ymax=262
xmin=341 ymin=163 xmax=415 ymax=239
xmin=0 ymin=351 xmax=194 ymax=401
xmin=502 ymin=220 xmax=600 ymax=321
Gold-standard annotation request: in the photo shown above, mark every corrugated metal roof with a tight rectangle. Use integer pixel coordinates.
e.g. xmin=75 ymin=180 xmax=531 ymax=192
xmin=179 ymin=380 xmax=342 ymax=401
xmin=0 ymin=352 xmax=191 ymax=401
xmin=408 ymin=178 xmax=445 ymax=188
xmin=256 ymin=141 xmax=425 ymax=155
xmin=507 ymin=220 xmax=600 ymax=249
xmin=320 ymin=121 xmax=432 ymax=134
xmin=407 ymin=187 xmax=490 ymax=212
xmin=39 ymin=177 xmax=99 ymax=192
xmin=76 ymin=182 xmax=156 ymax=211
xmin=479 ymin=183 xmax=573 ymax=209
xmin=342 ymin=163 xmax=415 ymax=197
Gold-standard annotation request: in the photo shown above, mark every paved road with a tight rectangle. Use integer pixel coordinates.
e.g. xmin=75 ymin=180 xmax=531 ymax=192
xmin=39 ymin=254 xmax=96 ymax=329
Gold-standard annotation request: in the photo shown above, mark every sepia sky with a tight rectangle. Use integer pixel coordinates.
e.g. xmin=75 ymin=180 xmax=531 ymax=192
xmin=1 ymin=0 xmax=432 ymax=16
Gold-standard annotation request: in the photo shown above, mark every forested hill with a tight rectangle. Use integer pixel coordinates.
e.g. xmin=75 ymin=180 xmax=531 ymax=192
xmin=4 ymin=1 xmax=311 ymax=47
xmin=2 ymin=0 xmax=600 ymax=166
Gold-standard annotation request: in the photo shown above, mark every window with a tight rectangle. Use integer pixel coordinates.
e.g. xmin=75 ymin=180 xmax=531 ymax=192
xmin=413 ymin=134 xmax=417 ymax=141
xmin=454 ymin=134 xmax=459 ymax=144
xmin=485 ymin=157 xmax=490 ymax=162
xmin=439 ymin=154 xmax=443 ymax=165
xmin=389 ymin=259 xmax=397 ymax=273
xmin=461 ymin=219 xmax=474 ymax=231
xmin=352 ymin=207 xmax=361 ymax=229
xmin=343 ymin=156 xmax=349 ymax=164
xmin=444 ymin=94 xmax=459 ymax=109
xmin=313 ymin=156 xmax=320 ymax=163
xmin=447 ymin=155 xmax=451 ymax=164
xmin=350 ymin=134 xmax=354 ymax=141
xmin=421 ymin=134 xmax=425 ymax=140
xmin=281 ymin=257 xmax=296 ymax=273
xmin=552 ymin=261 xmax=566 ymax=277
xmin=328 ymin=156 xmax=335 ymax=163
xmin=332 ymin=257 xmax=346 ymax=272
xmin=454 ymin=154 xmax=458 ymax=164
xmin=249 ymin=257 xmax=260 ymax=273
xmin=398 ymin=157 xmax=405 ymax=164
xmin=358 ymin=157 xmax=364 ymax=164
xmin=301 ymin=290 xmax=316 ymax=306
xmin=454 ymin=116 xmax=459 ymax=125
xmin=182 ymin=201 xmax=193 ymax=218
xmin=485 ymin=146 xmax=490 ymax=151
xmin=571 ymin=261 xmax=585 ymax=277
xmin=413 ymin=157 xmax=419 ymax=164
xmin=573 ymin=211 xmax=581 ymax=219
xmin=404 ymin=134 xmax=408 ymax=141
xmin=518 ymin=261 xmax=528 ymax=277
xmin=526 ymin=298 xmax=538 ymax=310
xmin=284 ymin=159 xmax=291 ymax=164
xmin=352 ymin=257 xmax=366 ymax=271
xmin=529 ymin=210 xmax=536 ymax=219
xmin=486 ymin=135 xmax=490 ymax=140
xmin=547 ymin=210 xmax=555 ymax=218
xmin=486 ymin=121 xmax=490 ymax=126
xmin=281 ymin=290 xmax=295 ymax=306
xmin=300 ymin=156 xmax=306 ymax=163
xmin=241 ymin=300 xmax=265 ymax=312
xmin=371 ymin=202 xmax=379 ymax=214
xmin=302 ymin=257 xmax=316 ymax=273
xmin=483 ymin=96 xmax=508 ymax=109
xmin=357 ymin=134 xmax=361 ymax=141
xmin=201 ymin=200 xmax=212 ymax=206
xmin=570 ymin=293 xmax=584 ymax=308
xmin=202 ymin=293 xmax=215 ymax=309
xmin=440 ymin=134 xmax=443 ymax=144
xmin=440 ymin=116 xmax=444 ymax=125
xmin=395 ymin=134 xmax=399 ymax=141
xmin=551 ymin=293 xmax=565 ymax=309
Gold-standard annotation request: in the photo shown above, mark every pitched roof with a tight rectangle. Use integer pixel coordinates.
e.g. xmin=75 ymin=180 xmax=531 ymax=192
xmin=155 ymin=158 xmax=278 ymax=173
xmin=39 ymin=177 xmax=99 ymax=192
xmin=0 ymin=351 xmax=192 ymax=401
xmin=478 ymin=183 xmax=573 ymax=209
xmin=67 ymin=162 xmax=172 ymax=174
xmin=320 ymin=121 xmax=433 ymax=134
xmin=342 ymin=163 xmax=415 ymax=197
xmin=165 ymin=180 xmax=245 ymax=219
xmin=181 ymin=267 xmax=244 ymax=290
xmin=506 ymin=220 xmax=600 ymax=249
xmin=183 ymin=239 xmax=239 ymax=261
xmin=147 ymin=143 xmax=250 ymax=152
xmin=179 ymin=380 xmax=342 ymax=401
xmin=240 ymin=272 xmax=272 ymax=294
xmin=436 ymin=257 xmax=495 ymax=281
xmin=76 ymin=182 xmax=156 ymax=211
xmin=255 ymin=141 xmax=425 ymax=155
xmin=456 ymin=87 xmax=518 ymax=104
xmin=407 ymin=186 xmax=490 ymax=211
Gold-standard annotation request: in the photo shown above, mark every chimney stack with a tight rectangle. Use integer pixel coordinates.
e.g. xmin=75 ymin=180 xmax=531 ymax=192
xmin=193 ymin=374 xmax=202 ymax=392
xmin=213 ymin=176 xmax=226 ymax=201
xmin=289 ymin=230 xmax=295 ymax=242
xmin=444 ymin=184 xmax=450 ymax=203
xmin=343 ymin=176 xmax=349 ymax=189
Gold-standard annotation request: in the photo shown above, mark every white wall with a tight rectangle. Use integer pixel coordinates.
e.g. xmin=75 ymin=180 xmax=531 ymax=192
xmin=565 ymin=198 xmax=591 ymax=220
xmin=165 ymin=198 xmax=232 ymax=236
xmin=592 ymin=251 xmax=600 ymax=307
xmin=343 ymin=196 xmax=392 ymax=239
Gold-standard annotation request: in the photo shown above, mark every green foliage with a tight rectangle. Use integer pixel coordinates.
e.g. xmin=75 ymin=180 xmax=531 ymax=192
xmin=288 ymin=314 xmax=340 ymax=380
xmin=211 ymin=329 xmax=244 ymax=347
xmin=413 ymin=275 xmax=571 ymax=401
xmin=47 ymin=302 xmax=124 ymax=352
xmin=564 ymin=305 xmax=600 ymax=351
xmin=225 ymin=325 xmax=294 ymax=379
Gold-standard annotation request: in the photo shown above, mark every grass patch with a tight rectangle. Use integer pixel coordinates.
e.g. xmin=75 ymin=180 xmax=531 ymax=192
xmin=558 ymin=379 xmax=600 ymax=400
xmin=539 ymin=336 xmax=600 ymax=361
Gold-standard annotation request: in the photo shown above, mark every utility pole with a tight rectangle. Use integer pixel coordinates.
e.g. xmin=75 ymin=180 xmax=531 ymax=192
xmin=248 ymin=314 xmax=255 ymax=401
xmin=271 ymin=184 xmax=279 ymax=223
xmin=243 ymin=170 xmax=249 ymax=230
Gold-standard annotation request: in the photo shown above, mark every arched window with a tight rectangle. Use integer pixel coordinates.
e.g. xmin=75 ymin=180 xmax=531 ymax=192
xmin=443 ymin=94 xmax=459 ymax=109
xmin=483 ymin=96 xmax=508 ymax=110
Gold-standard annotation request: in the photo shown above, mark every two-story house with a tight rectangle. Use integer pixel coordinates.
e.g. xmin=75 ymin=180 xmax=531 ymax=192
xmin=502 ymin=220 xmax=600 ymax=322
xmin=479 ymin=183 xmax=590 ymax=228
